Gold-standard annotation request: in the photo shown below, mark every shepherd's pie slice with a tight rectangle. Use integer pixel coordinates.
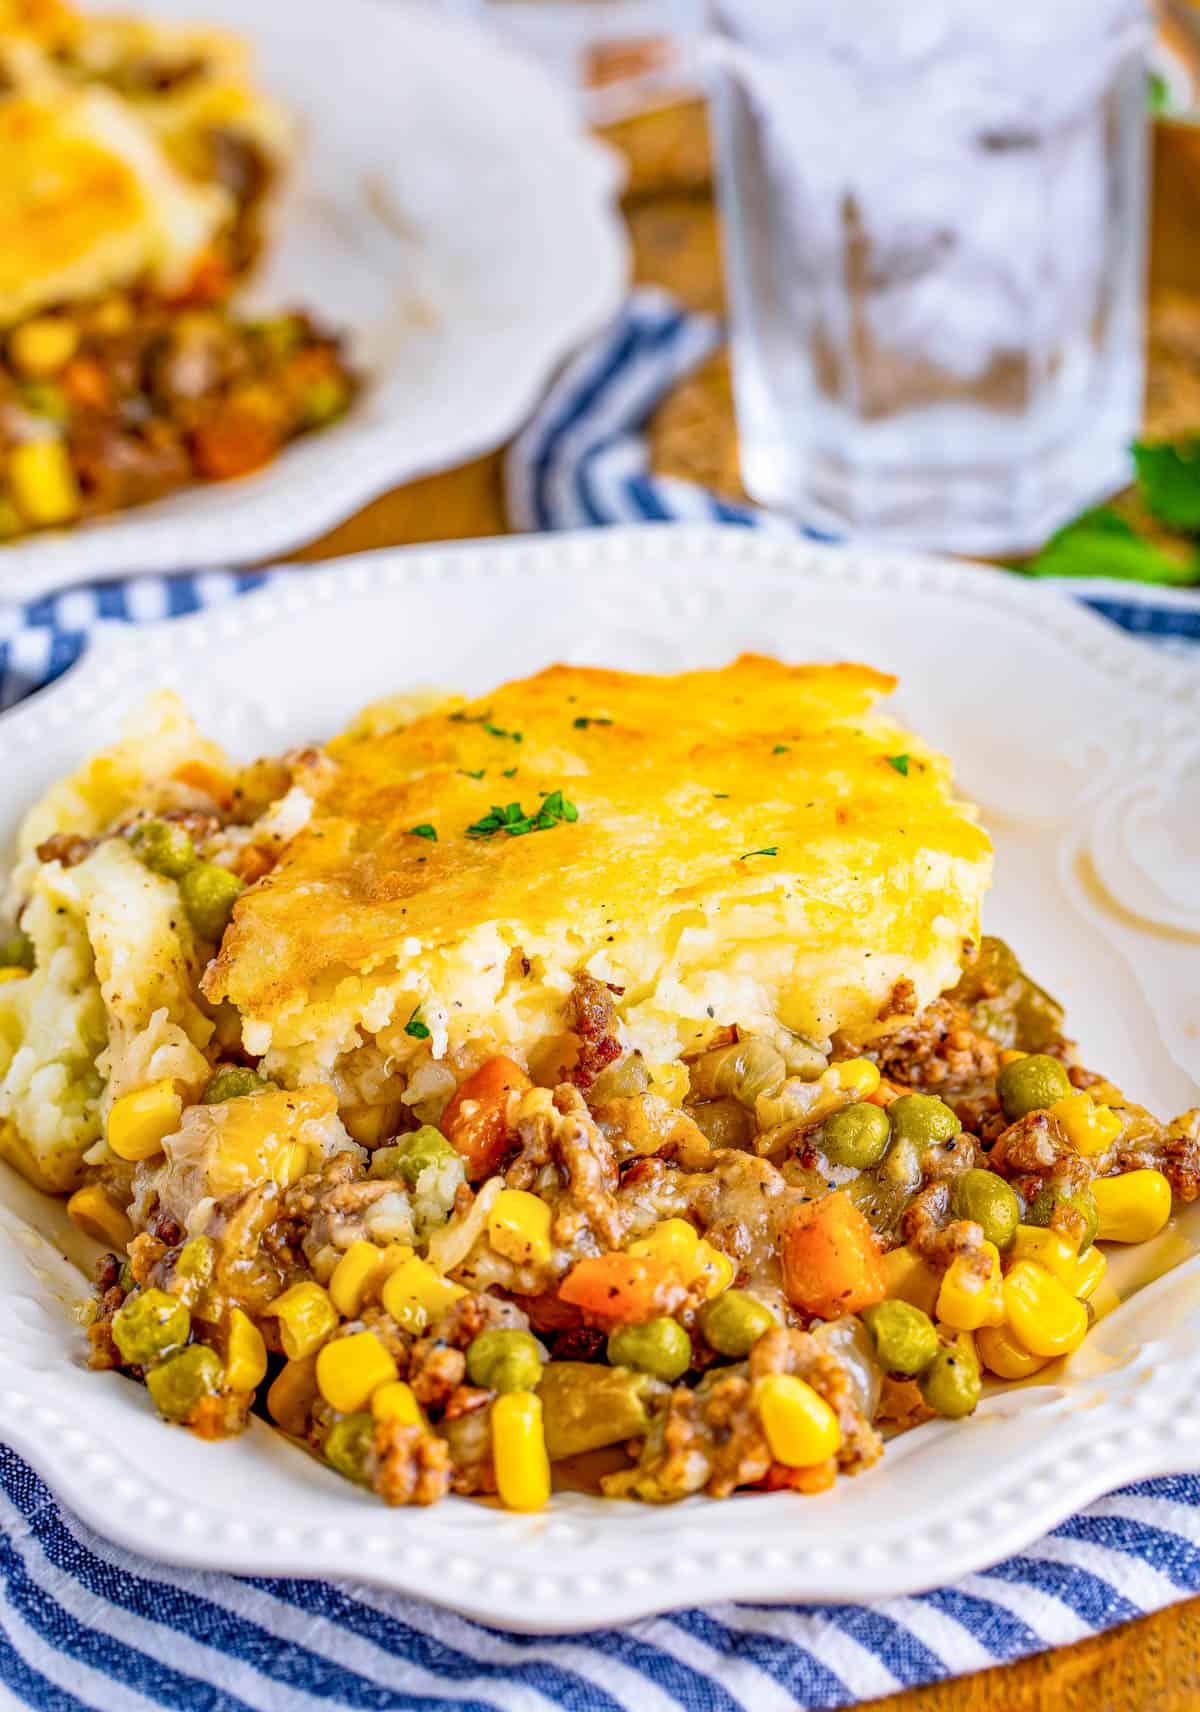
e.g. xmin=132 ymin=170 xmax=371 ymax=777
xmin=206 ymin=657 xmax=992 ymax=1082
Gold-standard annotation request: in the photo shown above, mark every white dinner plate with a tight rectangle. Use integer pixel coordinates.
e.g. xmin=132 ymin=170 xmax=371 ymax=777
xmin=0 ymin=0 xmax=627 ymax=601
xmin=0 ymin=525 xmax=1197 ymax=1631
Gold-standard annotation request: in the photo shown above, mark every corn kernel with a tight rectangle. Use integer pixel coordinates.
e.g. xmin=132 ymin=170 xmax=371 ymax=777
xmin=266 ymin=1355 xmax=318 ymax=1434
xmin=488 ymin=1188 xmax=553 ymax=1269
xmin=936 ymin=1241 xmax=1005 ymax=1332
xmin=1003 ymin=1260 xmax=1089 ymax=1358
xmin=225 ymin=1307 xmax=267 ymax=1393
xmin=491 ymin=1391 xmax=551 ymax=1511
xmin=1091 ymin=1170 xmax=1172 ymax=1243
xmin=267 ymin=1280 xmax=338 ymax=1360
xmin=106 ymin=1080 xmax=182 ymax=1163
xmin=695 ymin=1240 xmax=735 ymax=1298
xmin=755 ymin=1373 xmax=843 ymax=1467
xmin=627 ymin=1218 xmax=699 ymax=1270
xmin=329 ymin=1239 xmax=386 ymax=1317
xmin=271 ymin=1141 xmax=312 ymax=1189
xmin=833 ymin=1057 xmax=881 ymax=1100
xmin=380 ymin=1255 xmax=465 ymax=1326
xmin=1073 ymin=1244 xmax=1108 ymax=1300
xmin=1008 ymin=1224 xmax=1081 ymax=1288
xmin=0 ymin=968 xmax=27 ymax=984
xmin=9 ymin=438 xmax=80 ymax=526
xmin=881 ymin=1245 xmax=942 ymax=1317
xmin=976 ymin=1322 xmax=1050 ymax=1380
xmin=10 ymin=316 xmax=79 ymax=377
xmin=316 ymin=1329 xmax=398 ymax=1414
xmin=1049 ymin=1092 xmax=1122 ymax=1158
xmin=66 ymin=1183 xmax=133 ymax=1248
xmin=371 ymin=1379 xmax=425 ymax=1427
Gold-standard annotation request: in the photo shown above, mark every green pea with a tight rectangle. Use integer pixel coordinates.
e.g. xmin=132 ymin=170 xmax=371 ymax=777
xmin=606 ymin=1317 xmax=692 ymax=1383
xmin=820 ymin=1102 xmax=892 ymax=1168
xmin=146 ymin=1344 xmax=223 ymax=1422
xmin=919 ymin=1344 xmax=982 ymax=1419
xmin=888 ymin=1094 xmax=962 ymax=1153
xmin=370 ymin=1125 xmax=458 ymax=1187
xmin=129 ymin=819 xmax=196 ymax=880
xmin=862 ymin=1300 xmax=939 ymax=1376
xmin=996 ymin=1053 xmax=1072 ymax=1121
xmin=465 ymin=1327 xmax=544 ymax=1393
xmin=253 ymin=314 xmax=305 ymax=356
xmin=172 ymin=1236 xmax=215 ymax=1306
xmin=112 ymin=1288 xmax=191 ymax=1367
xmin=951 ymin=1169 xmax=1022 ymax=1250
xmin=179 ymin=862 xmax=243 ymax=941
xmin=699 ymin=1288 xmax=776 ymax=1358
xmin=300 ymin=376 xmax=350 ymax=428
xmin=201 ymin=1065 xmax=272 ymax=1104
xmin=324 ymin=1411 xmax=376 ymax=1484
xmin=1027 ymin=1182 xmax=1099 ymax=1253
xmin=0 ymin=927 xmax=34 ymax=971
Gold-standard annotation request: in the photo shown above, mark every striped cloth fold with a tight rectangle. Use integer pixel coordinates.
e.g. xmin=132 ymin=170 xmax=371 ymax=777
xmin=0 ymin=287 xmax=1197 ymax=1710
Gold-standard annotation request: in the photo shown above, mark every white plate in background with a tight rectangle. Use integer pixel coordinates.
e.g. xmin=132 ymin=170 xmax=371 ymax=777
xmin=0 ymin=0 xmax=627 ymax=600
xmin=0 ymin=524 xmax=1197 ymax=1630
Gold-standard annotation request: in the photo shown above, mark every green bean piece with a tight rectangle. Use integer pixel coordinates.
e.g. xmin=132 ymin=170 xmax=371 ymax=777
xmin=111 ymin=1288 xmax=191 ymax=1367
xmin=919 ymin=1344 xmax=982 ymax=1419
xmin=887 ymin=1093 xmax=962 ymax=1154
xmin=606 ymin=1316 xmax=692 ymax=1383
xmin=537 ymin=1361 xmax=662 ymax=1460
xmin=699 ymin=1288 xmax=776 ymax=1358
xmin=0 ymin=927 xmax=34 ymax=970
xmin=179 ymin=862 xmax=243 ymax=941
xmin=951 ymin=1169 xmax=1022 ymax=1250
xmin=146 ymin=1344 xmax=224 ymax=1422
xmin=820 ymin=1101 xmax=892 ymax=1168
xmin=129 ymin=819 xmax=196 ymax=880
xmin=996 ymin=1054 xmax=1072 ymax=1121
xmin=465 ymin=1327 xmax=544 ymax=1393
xmin=1027 ymin=1182 xmax=1099 ymax=1253
xmin=862 ymin=1300 xmax=939 ymax=1376
xmin=201 ymin=1065 xmax=272 ymax=1104
xmin=324 ymin=1411 xmax=376 ymax=1484
xmin=370 ymin=1125 xmax=458 ymax=1186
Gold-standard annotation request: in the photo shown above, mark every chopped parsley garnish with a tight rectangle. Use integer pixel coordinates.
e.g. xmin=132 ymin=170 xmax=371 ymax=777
xmin=573 ymin=716 xmax=613 ymax=729
xmin=739 ymin=847 xmax=778 ymax=860
xmin=885 ymin=754 xmax=910 ymax=776
xmin=467 ymin=791 xmax=579 ymax=839
xmin=404 ymin=1006 xmax=431 ymax=1040
xmin=457 ymin=768 xmax=485 ymax=780
xmin=483 ymin=722 xmax=523 ymax=743
xmin=408 ymin=823 xmax=438 ymax=840
xmin=501 ymin=766 xmax=518 ymax=778
xmin=772 ymin=744 xmax=790 ymax=755
xmin=712 ymin=792 xmax=730 ymax=799
xmin=449 ymin=708 xmax=491 ymax=725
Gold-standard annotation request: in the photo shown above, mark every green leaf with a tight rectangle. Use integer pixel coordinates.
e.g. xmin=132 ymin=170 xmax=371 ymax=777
xmin=573 ymin=716 xmax=612 ymax=729
xmin=739 ymin=847 xmax=778 ymax=860
xmin=408 ymin=823 xmax=438 ymax=840
xmin=772 ymin=744 xmax=790 ymax=755
xmin=1025 ymin=504 xmax=1198 ymax=586
xmin=404 ymin=1007 xmax=431 ymax=1041
xmin=1132 ymin=439 xmax=1200 ymax=533
xmin=885 ymin=754 xmax=910 ymax=776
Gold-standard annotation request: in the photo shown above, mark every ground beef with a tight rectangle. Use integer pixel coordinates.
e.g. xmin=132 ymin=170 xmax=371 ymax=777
xmin=408 ymin=1341 xmax=466 ymax=1411
xmin=373 ymin=1420 xmax=453 ymax=1506
xmin=568 ymin=974 xmax=623 ymax=1089
xmin=508 ymin=1085 xmax=628 ymax=1250
xmin=988 ymin=1109 xmax=1090 ymax=1206
xmin=900 ymin=1182 xmax=986 ymax=1273
xmin=1118 ymin=1108 xmax=1200 ymax=1202
xmin=34 ymin=832 xmax=95 ymax=867
xmin=870 ymin=998 xmax=1002 ymax=1099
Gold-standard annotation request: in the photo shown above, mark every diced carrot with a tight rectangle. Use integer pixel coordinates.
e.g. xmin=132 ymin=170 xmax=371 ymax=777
xmin=60 ymin=357 xmax=110 ymax=411
xmin=558 ymin=1252 xmax=687 ymax=1324
xmin=440 ymin=1055 xmax=531 ymax=1181
xmin=761 ymin=1457 xmax=838 ymax=1494
xmin=168 ymin=249 xmax=232 ymax=306
xmin=191 ymin=408 xmax=280 ymax=481
xmin=780 ymin=1190 xmax=887 ymax=1320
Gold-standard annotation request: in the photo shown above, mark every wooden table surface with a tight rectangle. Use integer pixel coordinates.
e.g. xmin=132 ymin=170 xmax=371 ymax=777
xmin=292 ymin=101 xmax=1200 ymax=1711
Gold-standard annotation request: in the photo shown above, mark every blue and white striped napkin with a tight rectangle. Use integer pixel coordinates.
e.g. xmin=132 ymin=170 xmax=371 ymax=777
xmin=1 ymin=288 xmax=1199 ymax=1711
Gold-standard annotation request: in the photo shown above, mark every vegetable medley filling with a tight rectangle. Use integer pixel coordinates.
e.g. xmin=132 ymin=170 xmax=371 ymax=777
xmin=1 ymin=685 xmax=1195 ymax=1513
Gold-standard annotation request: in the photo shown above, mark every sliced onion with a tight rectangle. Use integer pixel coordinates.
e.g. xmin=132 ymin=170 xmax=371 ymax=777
xmin=426 ymin=1174 xmax=502 ymax=1273
xmin=688 ymin=1039 xmax=786 ymax=1107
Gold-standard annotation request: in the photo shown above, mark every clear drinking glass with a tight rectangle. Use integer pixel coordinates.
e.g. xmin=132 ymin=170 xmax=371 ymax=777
xmin=709 ymin=0 xmax=1151 ymax=554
